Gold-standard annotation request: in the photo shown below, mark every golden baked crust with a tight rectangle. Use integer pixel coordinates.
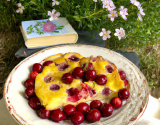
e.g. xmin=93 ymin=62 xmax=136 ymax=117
xmin=35 ymin=52 xmax=125 ymax=110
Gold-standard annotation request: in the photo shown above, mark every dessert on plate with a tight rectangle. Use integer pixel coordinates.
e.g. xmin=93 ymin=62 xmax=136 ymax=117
xmin=34 ymin=52 xmax=129 ymax=110
xmin=4 ymin=45 xmax=149 ymax=125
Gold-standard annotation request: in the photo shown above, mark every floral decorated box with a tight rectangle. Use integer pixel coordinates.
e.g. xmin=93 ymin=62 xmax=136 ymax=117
xmin=20 ymin=17 xmax=78 ymax=49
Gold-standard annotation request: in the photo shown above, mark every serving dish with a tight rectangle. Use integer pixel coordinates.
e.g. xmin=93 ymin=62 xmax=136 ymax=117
xmin=4 ymin=44 xmax=149 ymax=125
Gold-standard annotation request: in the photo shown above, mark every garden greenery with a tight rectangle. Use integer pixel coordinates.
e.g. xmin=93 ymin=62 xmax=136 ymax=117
xmin=0 ymin=0 xmax=160 ymax=47
xmin=0 ymin=0 xmax=160 ymax=91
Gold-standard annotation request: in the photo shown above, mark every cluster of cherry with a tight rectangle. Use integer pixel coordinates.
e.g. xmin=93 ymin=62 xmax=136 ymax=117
xmin=24 ymin=59 xmax=130 ymax=125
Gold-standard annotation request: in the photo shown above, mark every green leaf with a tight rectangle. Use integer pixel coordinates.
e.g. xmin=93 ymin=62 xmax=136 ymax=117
xmin=83 ymin=55 xmax=93 ymax=71
xmin=88 ymin=24 xmax=93 ymax=30
xmin=52 ymin=31 xmax=59 ymax=33
xmin=27 ymin=27 xmax=30 ymax=30
xmin=55 ymin=28 xmax=63 ymax=30
xmin=59 ymin=26 xmax=64 ymax=28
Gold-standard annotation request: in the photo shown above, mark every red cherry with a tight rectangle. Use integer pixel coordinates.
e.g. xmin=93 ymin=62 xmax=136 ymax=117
xmin=86 ymin=109 xmax=101 ymax=122
xmin=101 ymin=103 xmax=114 ymax=117
xmin=95 ymin=75 xmax=107 ymax=85
xmin=57 ymin=62 xmax=69 ymax=71
xmin=110 ymin=97 xmax=122 ymax=109
xmin=85 ymin=70 xmax=96 ymax=81
xmin=76 ymin=102 xmax=90 ymax=115
xmin=72 ymin=67 xmax=83 ymax=79
xmin=71 ymin=112 xmax=84 ymax=125
xmin=90 ymin=100 xmax=102 ymax=110
xmin=39 ymin=107 xmax=51 ymax=119
xmin=64 ymin=104 xmax=76 ymax=116
xmin=62 ymin=73 xmax=73 ymax=84
xmin=65 ymin=116 xmax=71 ymax=120
xmin=50 ymin=84 xmax=60 ymax=91
xmin=44 ymin=75 xmax=51 ymax=83
xmin=105 ymin=65 xmax=114 ymax=73
xmin=25 ymin=87 xmax=35 ymax=99
xmin=51 ymin=109 xmax=65 ymax=122
xmin=24 ymin=78 xmax=35 ymax=88
xmin=82 ymin=62 xmax=94 ymax=70
xmin=102 ymin=87 xmax=111 ymax=96
xmin=30 ymin=71 xmax=39 ymax=80
xmin=67 ymin=87 xmax=80 ymax=96
xmin=118 ymin=88 xmax=130 ymax=100
xmin=32 ymin=63 xmax=43 ymax=73
xmin=119 ymin=71 xmax=126 ymax=80
xmin=123 ymin=79 xmax=129 ymax=87
xmin=43 ymin=61 xmax=53 ymax=67
xmin=68 ymin=55 xmax=80 ymax=62
xmin=29 ymin=97 xmax=41 ymax=110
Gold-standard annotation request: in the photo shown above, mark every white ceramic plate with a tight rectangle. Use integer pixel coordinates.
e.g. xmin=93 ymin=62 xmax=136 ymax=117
xmin=4 ymin=44 xmax=149 ymax=125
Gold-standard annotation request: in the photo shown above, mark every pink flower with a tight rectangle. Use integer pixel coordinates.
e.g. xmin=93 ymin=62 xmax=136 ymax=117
xmin=130 ymin=0 xmax=140 ymax=7
xmin=48 ymin=9 xmax=60 ymax=21
xmin=99 ymin=28 xmax=111 ymax=40
xmin=93 ymin=0 xmax=97 ymax=2
xmin=137 ymin=4 xmax=145 ymax=21
xmin=43 ymin=22 xmax=55 ymax=33
xmin=119 ymin=6 xmax=128 ymax=20
xmin=16 ymin=3 xmax=25 ymax=14
xmin=108 ymin=11 xmax=118 ymax=22
xmin=137 ymin=5 xmax=145 ymax=16
xmin=137 ymin=14 xmax=142 ymax=21
xmin=114 ymin=28 xmax=125 ymax=40
xmin=52 ymin=0 xmax=60 ymax=6
xmin=102 ymin=0 xmax=116 ymax=11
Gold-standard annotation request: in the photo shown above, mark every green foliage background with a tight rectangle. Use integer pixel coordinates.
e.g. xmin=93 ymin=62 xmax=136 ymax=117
xmin=0 ymin=0 xmax=160 ymax=47
xmin=0 ymin=0 xmax=160 ymax=91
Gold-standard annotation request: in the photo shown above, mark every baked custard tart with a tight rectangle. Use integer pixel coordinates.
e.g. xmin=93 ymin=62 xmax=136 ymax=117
xmin=35 ymin=52 xmax=128 ymax=110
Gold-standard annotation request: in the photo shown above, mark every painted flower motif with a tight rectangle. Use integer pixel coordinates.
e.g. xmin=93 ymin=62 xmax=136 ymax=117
xmin=99 ymin=28 xmax=111 ymax=40
xmin=16 ymin=3 xmax=25 ymax=14
xmin=130 ymin=0 xmax=140 ymax=7
xmin=48 ymin=9 xmax=60 ymax=21
xmin=43 ymin=22 xmax=55 ymax=33
xmin=102 ymin=0 xmax=116 ymax=11
xmin=108 ymin=11 xmax=118 ymax=22
xmin=119 ymin=6 xmax=128 ymax=20
xmin=52 ymin=0 xmax=60 ymax=6
xmin=114 ymin=28 xmax=125 ymax=40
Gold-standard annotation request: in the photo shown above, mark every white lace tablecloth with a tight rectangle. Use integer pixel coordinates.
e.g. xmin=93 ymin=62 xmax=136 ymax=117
xmin=0 ymin=95 xmax=159 ymax=125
